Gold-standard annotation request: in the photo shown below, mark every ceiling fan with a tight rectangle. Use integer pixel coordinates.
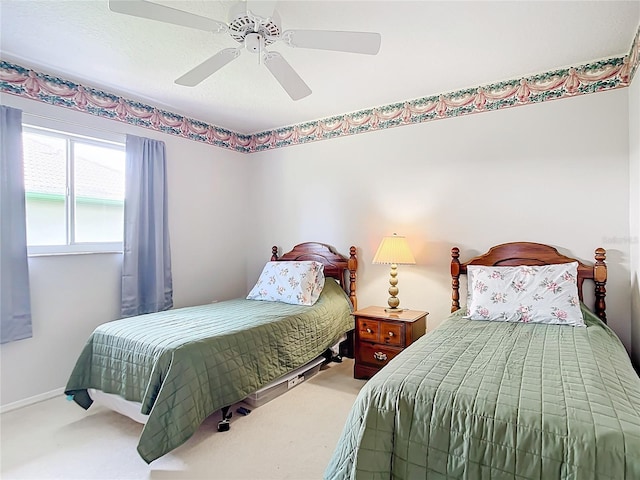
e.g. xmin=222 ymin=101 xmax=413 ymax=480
xmin=108 ymin=0 xmax=382 ymax=100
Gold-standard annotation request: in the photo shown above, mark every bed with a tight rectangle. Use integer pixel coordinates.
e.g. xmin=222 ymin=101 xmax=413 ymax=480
xmin=65 ymin=242 xmax=357 ymax=464
xmin=325 ymin=242 xmax=640 ymax=480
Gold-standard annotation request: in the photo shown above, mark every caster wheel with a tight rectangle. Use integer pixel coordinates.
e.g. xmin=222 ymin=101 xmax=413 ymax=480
xmin=217 ymin=419 xmax=230 ymax=432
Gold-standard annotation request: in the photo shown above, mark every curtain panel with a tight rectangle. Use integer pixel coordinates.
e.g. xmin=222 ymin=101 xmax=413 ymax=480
xmin=121 ymin=134 xmax=173 ymax=317
xmin=0 ymin=105 xmax=33 ymax=343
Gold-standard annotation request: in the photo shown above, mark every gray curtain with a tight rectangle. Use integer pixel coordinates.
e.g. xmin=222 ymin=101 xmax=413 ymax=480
xmin=1 ymin=105 xmax=33 ymax=343
xmin=121 ymin=134 xmax=173 ymax=317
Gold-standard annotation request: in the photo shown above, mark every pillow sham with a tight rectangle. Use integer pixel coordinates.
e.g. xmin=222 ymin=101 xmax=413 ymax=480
xmin=466 ymin=262 xmax=585 ymax=326
xmin=246 ymin=261 xmax=325 ymax=306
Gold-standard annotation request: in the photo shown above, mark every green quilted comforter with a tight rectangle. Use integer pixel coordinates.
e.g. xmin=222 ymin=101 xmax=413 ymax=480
xmin=65 ymin=279 xmax=353 ymax=463
xmin=325 ymin=307 xmax=640 ymax=479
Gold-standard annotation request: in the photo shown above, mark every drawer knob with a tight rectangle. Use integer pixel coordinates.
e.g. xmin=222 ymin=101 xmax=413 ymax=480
xmin=366 ymin=328 xmax=372 ymax=334
xmin=373 ymin=351 xmax=387 ymax=362
xmin=387 ymin=332 xmax=394 ymax=337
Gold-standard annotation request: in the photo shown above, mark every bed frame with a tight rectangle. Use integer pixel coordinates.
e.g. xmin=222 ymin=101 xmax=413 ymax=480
xmin=450 ymin=242 xmax=607 ymax=322
xmin=272 ymin=242 xmax=358 ymax=310
xmin=213 ymin=242 xmax=359 ymax=430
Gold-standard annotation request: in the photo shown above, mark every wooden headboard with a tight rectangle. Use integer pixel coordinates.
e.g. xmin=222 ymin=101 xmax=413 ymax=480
xmin=272 ymin=242 xmax=358 ymax=310
xmin=450 ymin=242 xmax=607 ymax=322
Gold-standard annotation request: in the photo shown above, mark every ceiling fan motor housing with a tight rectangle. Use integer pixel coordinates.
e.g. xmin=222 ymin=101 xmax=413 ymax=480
xmin=228 ymin=5 xmax=281 ymax=47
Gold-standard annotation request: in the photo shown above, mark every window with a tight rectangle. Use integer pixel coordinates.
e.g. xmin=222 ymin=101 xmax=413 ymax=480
xmin=22 ymin=125 xmax=125 ymax=254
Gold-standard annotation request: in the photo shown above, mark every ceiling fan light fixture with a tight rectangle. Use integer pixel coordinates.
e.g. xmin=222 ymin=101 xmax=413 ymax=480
xmin=245 ymin=32 xmax=265 ymax=54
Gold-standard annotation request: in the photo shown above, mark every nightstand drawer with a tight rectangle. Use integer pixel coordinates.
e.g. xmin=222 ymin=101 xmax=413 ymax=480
xmin=356 ymin=343 xmax=402 ymax=369
xmin=357 ymin=318 xmax=405 ymax=346
xmin=380 ymin=322 xmax=403 ymax=346
xmin=357 ymin=318 xmax=380 ymax=342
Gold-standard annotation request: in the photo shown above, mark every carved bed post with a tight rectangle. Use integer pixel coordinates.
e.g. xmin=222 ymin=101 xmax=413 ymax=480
xmin=271 ymin=246 xmax=278 ymax=261
xmin=451 ymin=247 xmax=461 ymax=312
xmin=594 ymin=247 xmax=607 ymax=323
xmin=348 ymin=246 xmax=358 ymax=311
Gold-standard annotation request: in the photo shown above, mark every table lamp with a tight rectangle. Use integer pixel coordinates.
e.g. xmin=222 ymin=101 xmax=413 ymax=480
xmin=372 ymin=233 xmax=416 ymax=313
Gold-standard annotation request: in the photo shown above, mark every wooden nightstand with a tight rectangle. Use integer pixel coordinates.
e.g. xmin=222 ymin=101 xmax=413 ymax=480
xmin=353 ymin=306 xmax=428 ymax=379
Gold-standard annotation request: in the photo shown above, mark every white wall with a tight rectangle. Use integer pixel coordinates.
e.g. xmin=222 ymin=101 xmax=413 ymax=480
xmin=630 ymin=70 xmax=640 ymax=369
xmin=247 ymin=89 xmax=632 ymax=348
xmin=0 ymin=95 xmax=251 ymax=406
xmin=1 ymin=83 xmax=634 ymax=408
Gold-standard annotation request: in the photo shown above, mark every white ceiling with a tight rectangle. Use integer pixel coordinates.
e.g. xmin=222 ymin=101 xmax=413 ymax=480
xmin=1 ymin=1 xmax=639 ymax=134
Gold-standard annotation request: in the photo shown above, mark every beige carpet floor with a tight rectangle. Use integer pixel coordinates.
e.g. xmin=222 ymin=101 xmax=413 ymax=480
xmin=1 ymin=359 xmax=365 ymax=480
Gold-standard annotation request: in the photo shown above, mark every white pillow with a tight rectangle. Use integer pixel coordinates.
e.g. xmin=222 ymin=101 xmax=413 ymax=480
xmin=246 ymin=261 xmax=325 ymax=306
xmin=466 ymin=262 xmax=585 ymax=327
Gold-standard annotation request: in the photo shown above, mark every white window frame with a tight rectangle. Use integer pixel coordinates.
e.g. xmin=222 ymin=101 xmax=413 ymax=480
xmin=23 ymin=119 xmax=126 ymax=256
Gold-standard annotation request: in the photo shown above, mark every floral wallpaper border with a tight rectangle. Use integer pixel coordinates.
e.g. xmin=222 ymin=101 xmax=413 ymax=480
xmin=1 ymin=24 xmax=638 ymax=154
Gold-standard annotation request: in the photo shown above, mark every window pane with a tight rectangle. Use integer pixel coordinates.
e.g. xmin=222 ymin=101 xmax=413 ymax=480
xmin=73 ymin=142 xmax=125 ymax=243
xmin=23 ymin=132 xmax=67 ymax=246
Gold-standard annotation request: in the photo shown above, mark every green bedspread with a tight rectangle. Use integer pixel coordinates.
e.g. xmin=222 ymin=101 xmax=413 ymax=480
xmin=325 ymin=306 xmax=640 ymax=479
xmin=65 ymin=279 xmax=353 ymax=463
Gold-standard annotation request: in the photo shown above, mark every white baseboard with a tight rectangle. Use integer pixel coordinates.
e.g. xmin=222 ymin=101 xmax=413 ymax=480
xmin=0 ymin=387 xmax=65 ymax=414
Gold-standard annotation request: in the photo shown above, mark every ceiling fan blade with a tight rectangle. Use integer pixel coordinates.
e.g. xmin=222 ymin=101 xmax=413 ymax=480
xmin=175 ymin=48 xmax=241 ymax=86
xmin=282 ymin=30 xmax=381 ymax=55
xmin=263 ymin=52 xmax=311 ymax=101
xmin=108 ymin=0 xmax=227 ymax=33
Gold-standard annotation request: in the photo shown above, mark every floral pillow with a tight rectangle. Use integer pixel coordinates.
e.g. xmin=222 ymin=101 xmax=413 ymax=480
xmin=465 ymin=262 xmax=585 ymax=326
xmin=246 ymin=261 xmax=325 ymax=306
